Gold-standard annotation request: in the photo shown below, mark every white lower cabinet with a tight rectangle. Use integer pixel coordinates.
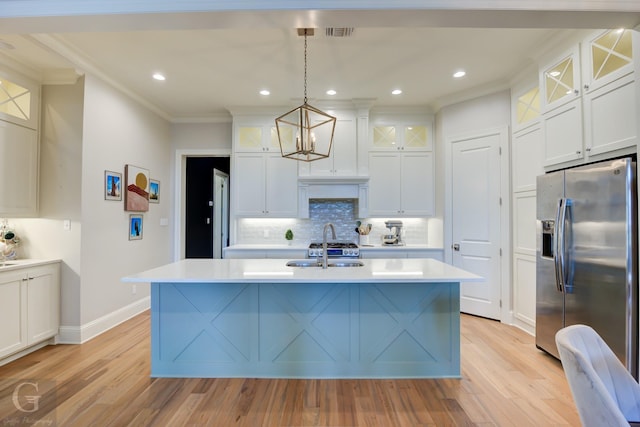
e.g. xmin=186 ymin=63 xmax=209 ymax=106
xmin=0 ymin=262 xmax=60 ymax=360
xmin=0 ymin=270 xmax=27 ymax=358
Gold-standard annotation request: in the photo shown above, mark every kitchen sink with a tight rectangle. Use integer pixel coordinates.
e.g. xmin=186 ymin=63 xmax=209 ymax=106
xmin=286 ymin=259 xmax=364 ymax=268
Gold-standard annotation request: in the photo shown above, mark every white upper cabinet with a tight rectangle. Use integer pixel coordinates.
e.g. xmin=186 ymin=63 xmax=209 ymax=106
xmin=234 ymin=152 xmax=298 ymax=217
xmin=298 ymin=110 xmax=358 ymax=176
xmin=0 ymin=120 xmax=38 ymax=217
xmin=367 ymin=112 xmax=435 ymax=217
xmin=235 ymin=124 xmax=296 ymax=154
xmin=539 ymin=29 xmax=637 ymax=170
xmin=582 ymin=29 xmax=634 ymax=93
xmin=368 ymin=151 xmax=434 ymax=217
xmin=582 ymin=29 xmax=637 ymax=157
xmin=0 ymin=70 xmax=39 ymax=130
xmin=370 ymin=124 xmax=432 ymax=152
xmin=540 ymin=45 xmax=581 ymax=113
xmin=0 ymin=69 xmax=40 ymax=217
xmin=232 ymin=115 xmax=298 ymax=217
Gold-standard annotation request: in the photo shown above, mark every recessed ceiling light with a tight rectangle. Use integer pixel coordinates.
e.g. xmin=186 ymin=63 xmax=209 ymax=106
xmin=152 ymin=73 xmax=166 ymax=81
xmin=453 ymin=70 xmax=466 ymax=78
xmin=391 ymin=89 xmax=402 ymax=95
xmin=326 ymin=89 xmax=337 ymax=96
xmin=260 ymin=89 xmax=270 ymax=96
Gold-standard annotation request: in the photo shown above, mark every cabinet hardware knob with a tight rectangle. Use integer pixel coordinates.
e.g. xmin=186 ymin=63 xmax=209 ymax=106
xmin=584 ymin=84 xmax=590 ymax=90
xmin=574 ymin=89 xmax=579 ymax=95
xmin=576 ymin=151 xmax=581 ymax=155
xmin=585 ymin=147 xmax=591 ymax=152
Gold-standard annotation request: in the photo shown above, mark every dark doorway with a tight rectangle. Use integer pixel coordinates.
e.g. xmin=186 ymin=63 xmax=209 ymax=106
xmin=185 ymin=157 xmax=231 ymax=258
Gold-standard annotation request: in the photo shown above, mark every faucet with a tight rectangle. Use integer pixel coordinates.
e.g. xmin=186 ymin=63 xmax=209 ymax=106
xmin=322 ymin=223 xmax=337 ymax=269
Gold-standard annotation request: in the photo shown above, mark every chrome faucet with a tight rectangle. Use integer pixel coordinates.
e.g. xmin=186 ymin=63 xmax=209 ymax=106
xmin=322 ymin=223 xmax=337 ymax=269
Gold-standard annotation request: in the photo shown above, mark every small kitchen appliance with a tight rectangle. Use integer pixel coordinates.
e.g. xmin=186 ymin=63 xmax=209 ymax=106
xmin=536 ymin=157 xmax=638 ymax=378
xmin=308 ymin=242 xmax=359 ymax=258
xmin=382 ymin=220 xmax=405 ymax=246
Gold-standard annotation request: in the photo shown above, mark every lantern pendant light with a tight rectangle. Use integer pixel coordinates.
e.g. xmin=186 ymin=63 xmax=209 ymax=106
xmin=275 ymin=28 xmax=336 ymax=162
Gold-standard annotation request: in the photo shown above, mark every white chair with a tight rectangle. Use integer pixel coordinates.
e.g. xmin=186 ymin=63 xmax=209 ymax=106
xmin=555 ymin=324 xmax=640 ymax=427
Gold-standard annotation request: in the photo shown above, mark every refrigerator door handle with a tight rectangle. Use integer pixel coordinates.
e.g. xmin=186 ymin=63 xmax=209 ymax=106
xmin=554 ymin=198 xmax=568 ymax=292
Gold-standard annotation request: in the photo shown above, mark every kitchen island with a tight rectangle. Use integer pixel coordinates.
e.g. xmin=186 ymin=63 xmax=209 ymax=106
xmin=123 ymin=258 xmax=480 ymax=379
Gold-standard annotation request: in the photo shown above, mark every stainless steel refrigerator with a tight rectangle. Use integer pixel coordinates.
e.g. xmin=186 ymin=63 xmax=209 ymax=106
xmin=536 ymin=157 xmax=638 ymax=377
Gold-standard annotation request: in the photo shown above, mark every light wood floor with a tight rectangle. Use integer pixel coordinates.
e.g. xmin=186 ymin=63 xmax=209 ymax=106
xmin=0 ymin=312 xmax=580 ymax=426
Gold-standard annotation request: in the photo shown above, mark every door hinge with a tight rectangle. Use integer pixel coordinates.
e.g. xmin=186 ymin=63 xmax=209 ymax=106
xmin=499 ymin=248 xmax=502 ymax=256
xmin=499 ymin=147 xmax=502 ymax=155
xmin=499 ymin=299 xmax=502 ymax=308
xmin=499 ymin=197 xmax=502 ymax=206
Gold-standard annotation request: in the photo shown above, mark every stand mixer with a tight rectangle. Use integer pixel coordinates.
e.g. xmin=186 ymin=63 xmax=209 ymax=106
xmin=382 ymin=220 xmax=404 ymax=246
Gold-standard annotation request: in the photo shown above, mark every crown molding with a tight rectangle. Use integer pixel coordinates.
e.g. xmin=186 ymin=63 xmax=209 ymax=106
xmin=30 ymin=33 xmax=172 ymax=122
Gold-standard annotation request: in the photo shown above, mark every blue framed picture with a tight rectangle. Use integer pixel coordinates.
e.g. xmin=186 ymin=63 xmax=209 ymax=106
xmin=105 ymin=170 xmax=122 ymax=201
xmin=149 ymin=179 xmax=160 ymax=204
xmin=129 ymin=214 xmax=143 ymax=240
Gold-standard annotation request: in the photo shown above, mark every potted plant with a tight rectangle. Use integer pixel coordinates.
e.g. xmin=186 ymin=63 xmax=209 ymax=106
xmin=285 ymin=229 xmax=294 ymax=245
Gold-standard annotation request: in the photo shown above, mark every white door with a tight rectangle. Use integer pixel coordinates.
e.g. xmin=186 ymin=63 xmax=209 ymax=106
xmin=213 ymin=169 xmax=229 ymax=259
xmin=450 ymin=131 xmax=502 ymax=319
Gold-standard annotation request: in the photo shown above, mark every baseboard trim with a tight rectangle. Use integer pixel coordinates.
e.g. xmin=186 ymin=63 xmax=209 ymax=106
xmin=58 ymin=296 xmax=150 ymax=344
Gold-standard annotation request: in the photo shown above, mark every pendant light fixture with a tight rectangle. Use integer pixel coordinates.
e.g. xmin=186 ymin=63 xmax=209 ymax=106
xmin=276 ymin=28 xmax=336 ymax=162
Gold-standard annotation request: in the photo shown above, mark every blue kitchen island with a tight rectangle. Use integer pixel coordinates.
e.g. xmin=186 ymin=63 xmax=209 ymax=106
xmin=123 ymin=258 xmax=480 ymax=379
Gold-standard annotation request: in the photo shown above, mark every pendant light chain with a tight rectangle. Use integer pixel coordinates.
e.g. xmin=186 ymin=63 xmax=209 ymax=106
xmin=303 ymin=30 xmax=308 ymax=103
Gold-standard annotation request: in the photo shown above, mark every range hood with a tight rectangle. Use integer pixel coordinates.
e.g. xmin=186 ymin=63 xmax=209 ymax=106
xmin=298 ymin=176 xmax=369 ymax=218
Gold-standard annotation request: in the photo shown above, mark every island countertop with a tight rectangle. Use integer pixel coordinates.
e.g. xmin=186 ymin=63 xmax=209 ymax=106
xmin=122 ymin=258 xmax=481 ymax=284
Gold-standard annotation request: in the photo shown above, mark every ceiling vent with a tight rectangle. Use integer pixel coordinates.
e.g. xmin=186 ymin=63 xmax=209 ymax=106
xmin=325 ymin=28 xmax=354 ymax=37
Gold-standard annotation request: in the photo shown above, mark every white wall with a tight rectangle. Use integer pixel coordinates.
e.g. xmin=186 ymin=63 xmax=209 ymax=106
xmin=171 ymin=122 xmax=231 ymax=151
xmin=13 ymin=73 xmax=174 ymax=342
xmin=79 ymin=74 xmax=172 ymax=331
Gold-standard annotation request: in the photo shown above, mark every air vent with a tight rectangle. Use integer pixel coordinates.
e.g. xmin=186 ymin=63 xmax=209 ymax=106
xmin=325 ymin=28 xmax=354 ymax=37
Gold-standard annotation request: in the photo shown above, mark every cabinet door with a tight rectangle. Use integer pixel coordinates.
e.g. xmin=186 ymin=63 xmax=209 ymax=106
xmin=27 ymin=265 xmax=60 ymax=344
xmin=0 ymin=120 xmax=38 ymax=216
xmin=306 ymin=115 xmax=357 ymax=176
xmin=235 ymin=126 xmax=265 ymax=152
xmin=331 ymin=116 xmax=358 ymax=175
xmin=265 ymin=154 xmax=298 ymax=217
xmin=402 ymin=125 xmax=432 ymax=151
xmin=0 ymin=271 xmax=26 ymax=358
xmin=368 ymin=153 xmax=401 ymax=216
xmin=582 ymin=29 xmax=634 ymax=94
xmin=234 ymin=153 xmax=266 ymax=215
xmin=401 ymin=152 xmax=434 ymax=216
xmin=371 ymin=125 xmax=398 ymax=151
xmin=542 ymin=98 xmax=584 ymax=168
xmin=583 ymin=73 xmax=636 ymax=156
xmin=540 ymin=46 xmax=581 ymax=112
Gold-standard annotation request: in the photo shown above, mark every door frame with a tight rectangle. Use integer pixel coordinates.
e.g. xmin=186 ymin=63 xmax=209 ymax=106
xmin=212 ymin=168 xmax=230 ymax=259
xmin=174 ymin=149 xmax=232 ymax=261
xmin=444 ymin=126 xmax=512 ymax=323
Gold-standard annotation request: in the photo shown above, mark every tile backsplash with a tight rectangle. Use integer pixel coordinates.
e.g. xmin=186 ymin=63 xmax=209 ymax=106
xmin=235 ymin=199 xmax=430 ymax=245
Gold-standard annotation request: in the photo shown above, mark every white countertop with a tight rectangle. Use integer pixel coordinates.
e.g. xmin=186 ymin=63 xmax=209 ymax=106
xmin=122 ymin=258 xmax=480 ymax=284
xmin=0 ymin=258 xmax=61 ymax=272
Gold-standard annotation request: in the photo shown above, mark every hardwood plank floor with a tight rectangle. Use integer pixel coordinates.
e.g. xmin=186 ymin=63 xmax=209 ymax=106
xmin=0 ymin=312 xmax=580 ymax=426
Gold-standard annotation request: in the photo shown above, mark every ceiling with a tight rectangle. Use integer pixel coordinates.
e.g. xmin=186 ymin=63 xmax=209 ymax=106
xmin=0 ymin=6 xmax=639 ymax=122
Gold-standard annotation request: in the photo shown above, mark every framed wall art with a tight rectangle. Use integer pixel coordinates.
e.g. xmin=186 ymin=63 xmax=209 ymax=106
xmin=124 ymin=164 xmax=150 ymax=212
xmin=129 ymin=214 xmax=143 ymax=240
xmin=104 ymin=170 xmax=122 ymax=201
xmin=149 ymin=179 xmax=160 ymax=204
